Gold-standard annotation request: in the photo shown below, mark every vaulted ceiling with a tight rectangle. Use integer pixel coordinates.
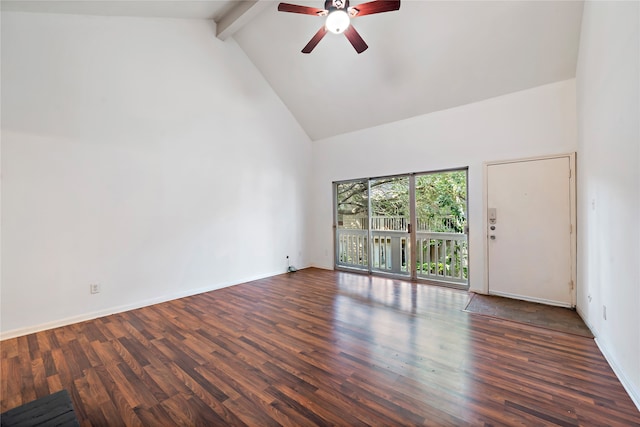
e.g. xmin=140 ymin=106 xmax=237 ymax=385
xmin=1 ymin=0 xmax=585 ymax=140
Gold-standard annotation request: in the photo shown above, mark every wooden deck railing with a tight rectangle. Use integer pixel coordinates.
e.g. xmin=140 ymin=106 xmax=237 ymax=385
xmin=341 ymin=215 xmax=462 ymax=233
xmin=336 ymin=229 xmax=468 ymax=285
xmin=416 ymin=232 xmax=468 ymax=284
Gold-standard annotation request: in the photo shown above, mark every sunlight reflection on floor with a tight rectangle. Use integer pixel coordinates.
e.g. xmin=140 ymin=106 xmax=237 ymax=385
xmin=331 ymin=272 xmax=472 ymax=397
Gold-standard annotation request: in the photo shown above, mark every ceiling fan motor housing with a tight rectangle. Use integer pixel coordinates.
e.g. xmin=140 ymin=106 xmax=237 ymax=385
xmin=326 ymin=0 xmax=349 ymax=11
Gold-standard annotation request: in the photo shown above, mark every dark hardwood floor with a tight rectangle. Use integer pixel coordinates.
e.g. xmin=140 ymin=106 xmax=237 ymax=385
xmin=1 ymin=268 xmax=639 ymax=426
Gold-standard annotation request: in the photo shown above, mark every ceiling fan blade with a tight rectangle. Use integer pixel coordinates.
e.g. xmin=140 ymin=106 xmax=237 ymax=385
xmin=278 ymin=3 xmax=326 ymax=15
xmin=302 ymin=26 xmax=328 ymax=53
xmin=344 ymin=25 xmax=368 ymax=53
xmin=349 ymin=0 xmax=400 ymax=17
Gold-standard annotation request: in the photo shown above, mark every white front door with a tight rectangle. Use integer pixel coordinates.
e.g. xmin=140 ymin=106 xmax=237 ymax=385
xmin=486 ymin=155 xmax=575 ymax=307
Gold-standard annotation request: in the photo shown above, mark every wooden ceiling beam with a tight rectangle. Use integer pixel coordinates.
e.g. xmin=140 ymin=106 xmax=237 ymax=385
xmin=216 ymin=0 xmax=271 ymax=41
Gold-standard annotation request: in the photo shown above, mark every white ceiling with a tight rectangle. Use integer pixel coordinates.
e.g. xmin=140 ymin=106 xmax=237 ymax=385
xmin=1 ymin=0 xmax=585 ymax=141
xmin=0 ymin=0 xmax=238 ymax=20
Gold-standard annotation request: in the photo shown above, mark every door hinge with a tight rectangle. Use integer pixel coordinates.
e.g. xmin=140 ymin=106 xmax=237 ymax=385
xmin=569 ymin=280 xmax=574 ymax=290
xmin=570 ymin=224 xmax=573 ymax=234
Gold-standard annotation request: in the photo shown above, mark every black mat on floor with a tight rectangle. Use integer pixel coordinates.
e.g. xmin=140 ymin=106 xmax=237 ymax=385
xmin=1 ymin=390 xmax=80 ymax=427
xmin=464 ymin=293 xmax=593 ymax=338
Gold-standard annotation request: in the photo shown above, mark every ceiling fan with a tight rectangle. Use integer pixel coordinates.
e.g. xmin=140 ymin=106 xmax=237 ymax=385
xmin=277 ymin=0 xmax=400 ymax=54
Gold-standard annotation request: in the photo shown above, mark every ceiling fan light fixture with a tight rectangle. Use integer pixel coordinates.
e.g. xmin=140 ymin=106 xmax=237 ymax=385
xmin=325 ymin=9 xmax=350 ymax=34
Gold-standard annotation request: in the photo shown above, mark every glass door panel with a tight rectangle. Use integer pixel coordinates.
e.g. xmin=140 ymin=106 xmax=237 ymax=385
xmin=415 ymin=170 xmax=468 ymax=284
xmin=369 ymin=176 xmax=410 ymax=276
xmin=335 ymin=180 xmax=369 ymax=270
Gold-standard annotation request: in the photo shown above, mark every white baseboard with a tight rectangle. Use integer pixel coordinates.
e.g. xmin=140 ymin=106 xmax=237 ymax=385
xmin=595 ymin=337 xmax=640 ymax=411
xmin=576 ymin=307 xmax=640 ymax=410
xmin=488 ymin=290 xmax=572 ymax=308
xmin=309 ymin=263 xmax=334 ymax=270
xmin=0 ymin=270 xmax=282 ymax=341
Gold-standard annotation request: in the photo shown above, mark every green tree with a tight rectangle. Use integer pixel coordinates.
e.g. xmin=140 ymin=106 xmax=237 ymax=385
xmin=336 ymin=171 xmax=466 ymax=232
xmin=415 ymin=171 xmax=466 ymax=232
xmin=370 ymin=177 xmax=409 ymax=218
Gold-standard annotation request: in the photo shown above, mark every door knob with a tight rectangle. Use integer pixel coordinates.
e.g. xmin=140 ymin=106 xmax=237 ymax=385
xmin=490 ymin=235 xmax=496 ymax=240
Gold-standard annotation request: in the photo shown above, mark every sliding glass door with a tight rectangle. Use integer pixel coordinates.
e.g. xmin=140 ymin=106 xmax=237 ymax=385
xmin=334 ymin=169 xmax=468 ymax=287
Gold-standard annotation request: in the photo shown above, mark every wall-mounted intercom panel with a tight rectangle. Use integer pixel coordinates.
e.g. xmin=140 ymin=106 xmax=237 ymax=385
xmin=488 ymin=208 xmax=497 ymax=224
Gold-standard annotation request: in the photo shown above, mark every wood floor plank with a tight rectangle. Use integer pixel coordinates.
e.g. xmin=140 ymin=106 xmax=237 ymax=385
xmin=1 ymin=338 xmax=18 ymax=359
xmin=221 ymin=395 xmax=282 ymax=427
xmin=45 ymin=374 xmax=63 ymax=397
xmin=75 ymin=375 xmax=112 ymax=426
xmin=2 ymin=268 xmax=639 ymax=425
xmin=30 ymin=357 xmax=50 ymax=399
xmin=156 ymin=393 xmax=192 ymax=426
xmin=92 ymin=364 xmax=143 ymax=426
xmin=1 ymin=357 xmax=21 ymax=411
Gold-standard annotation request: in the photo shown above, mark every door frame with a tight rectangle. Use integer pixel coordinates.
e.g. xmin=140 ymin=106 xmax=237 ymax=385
xmin=482 ymin=153 xmax=577 ymax=306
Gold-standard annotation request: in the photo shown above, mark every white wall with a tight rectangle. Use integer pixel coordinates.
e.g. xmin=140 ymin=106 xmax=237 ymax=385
xmin=0 ymin=12 xmax=311 ymax=338
xmin=309 ymin=79 xmax=578 ymax=294
xmin=575 ymin=1 xmax=640 ymax=407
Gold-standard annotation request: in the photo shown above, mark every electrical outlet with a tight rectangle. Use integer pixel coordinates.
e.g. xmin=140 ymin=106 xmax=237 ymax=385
xmin=603 ymin=305 xmax=607 ymax=320
xmin=90 ymin=284 xmax=101 ymax=294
